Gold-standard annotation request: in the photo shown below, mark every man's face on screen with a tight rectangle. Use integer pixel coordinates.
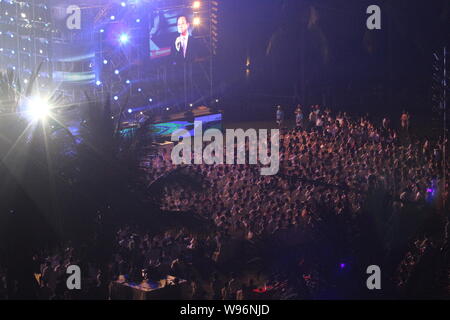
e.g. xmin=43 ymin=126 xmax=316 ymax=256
xmin=177 ymin=16 xmax=189 ymax=35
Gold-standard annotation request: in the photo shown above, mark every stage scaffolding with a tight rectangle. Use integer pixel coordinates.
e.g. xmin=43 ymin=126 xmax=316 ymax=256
xmin=0 ymin=0 xmax=53 ymax=92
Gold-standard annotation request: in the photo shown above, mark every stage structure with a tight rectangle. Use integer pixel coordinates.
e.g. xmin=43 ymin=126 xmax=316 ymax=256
xmin=95 ymin=0 xmax=219 ymax=116
xmin=0 ymin=0 xmax=53 ymax=91
xmin=1 ymin=0 xmax=220 ymax=117
xmin=50 ymin=0 xmax=102 ymax=106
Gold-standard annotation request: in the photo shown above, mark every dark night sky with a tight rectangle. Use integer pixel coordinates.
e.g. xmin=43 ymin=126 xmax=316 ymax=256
xmin=216 ymin=0 xmax=449 ymax=120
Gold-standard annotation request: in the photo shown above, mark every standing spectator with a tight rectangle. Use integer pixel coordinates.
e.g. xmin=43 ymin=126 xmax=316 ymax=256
xmin=382 ymin=117 xmax=390 ymax=130
xmin=401 ymin=111 xmax=410 ymax=131
xmin=276 ymin=105 xmax=284 ymax=127
xmin=315 ymin=115 xmax=324 ymax=133
xmin=309 ymin=107 xmax=317 ymax=129
xmin=295 ymin=105 xmax=304 ymax=129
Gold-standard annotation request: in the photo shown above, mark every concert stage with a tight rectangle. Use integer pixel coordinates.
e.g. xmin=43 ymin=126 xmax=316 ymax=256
xmin=120 ymin=106 xmax=223 ymax=142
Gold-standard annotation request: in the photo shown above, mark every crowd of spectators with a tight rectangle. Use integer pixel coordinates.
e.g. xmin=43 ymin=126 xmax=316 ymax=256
xmin=1 ymin=105 xmax=448 ymax=300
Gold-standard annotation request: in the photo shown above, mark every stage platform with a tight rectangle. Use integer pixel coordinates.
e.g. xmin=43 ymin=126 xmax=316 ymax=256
xmin=120 ymin=107 xmax=223 ymax=142
xmin=121 ymin=106 xmax=219 ymax=128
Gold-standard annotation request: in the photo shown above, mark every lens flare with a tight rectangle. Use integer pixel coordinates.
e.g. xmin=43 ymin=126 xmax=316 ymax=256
xmin=27 ymin=96 xmax=52 ymax=121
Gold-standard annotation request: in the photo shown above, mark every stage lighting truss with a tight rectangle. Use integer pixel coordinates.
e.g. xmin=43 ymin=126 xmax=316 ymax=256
xmin=0 ymin=0 xmax=53 ymax=94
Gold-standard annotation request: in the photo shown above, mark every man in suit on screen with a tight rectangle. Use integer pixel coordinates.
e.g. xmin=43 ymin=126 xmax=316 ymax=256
xmin=172 ymin=15 xmax=201 ymax=64
xmin=171 ymin=15 xmax=203 ymax=109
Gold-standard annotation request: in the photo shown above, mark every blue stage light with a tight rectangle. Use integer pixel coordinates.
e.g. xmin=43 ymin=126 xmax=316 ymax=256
xmin=119 ymin=33 xmax=129 ymax=45
xmin=103 ymin=59 xmax=108 ymax=64
xmin=128 ymin=108 xmax=133 ymax=114
xmin=96 ymin=80 xmax=102 ymax=86
xmin=115 ymin=69 xmax=120 ymax=75
xmin=113 ymin=96 xmax=119 ymax=101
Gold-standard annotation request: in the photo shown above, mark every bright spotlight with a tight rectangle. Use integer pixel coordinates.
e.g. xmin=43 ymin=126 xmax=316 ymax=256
xmin=119 ymin=33 xmax=129 ymax=45
xmin=96 ymin=80 xmax=102 ymax=86
xmin=193 ymin=17 xmax=201 ymax=26
xmin=193 ymin=1 xmax=201 ymax=9
xmin=127 ymin=108 xmax=133 ymax=113
xmin=27 ymin=97 xmax=51 ymax=121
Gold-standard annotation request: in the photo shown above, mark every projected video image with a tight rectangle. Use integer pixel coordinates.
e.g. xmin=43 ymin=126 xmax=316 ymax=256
xmin=149 ymin=9 xmax=198 ymax=61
